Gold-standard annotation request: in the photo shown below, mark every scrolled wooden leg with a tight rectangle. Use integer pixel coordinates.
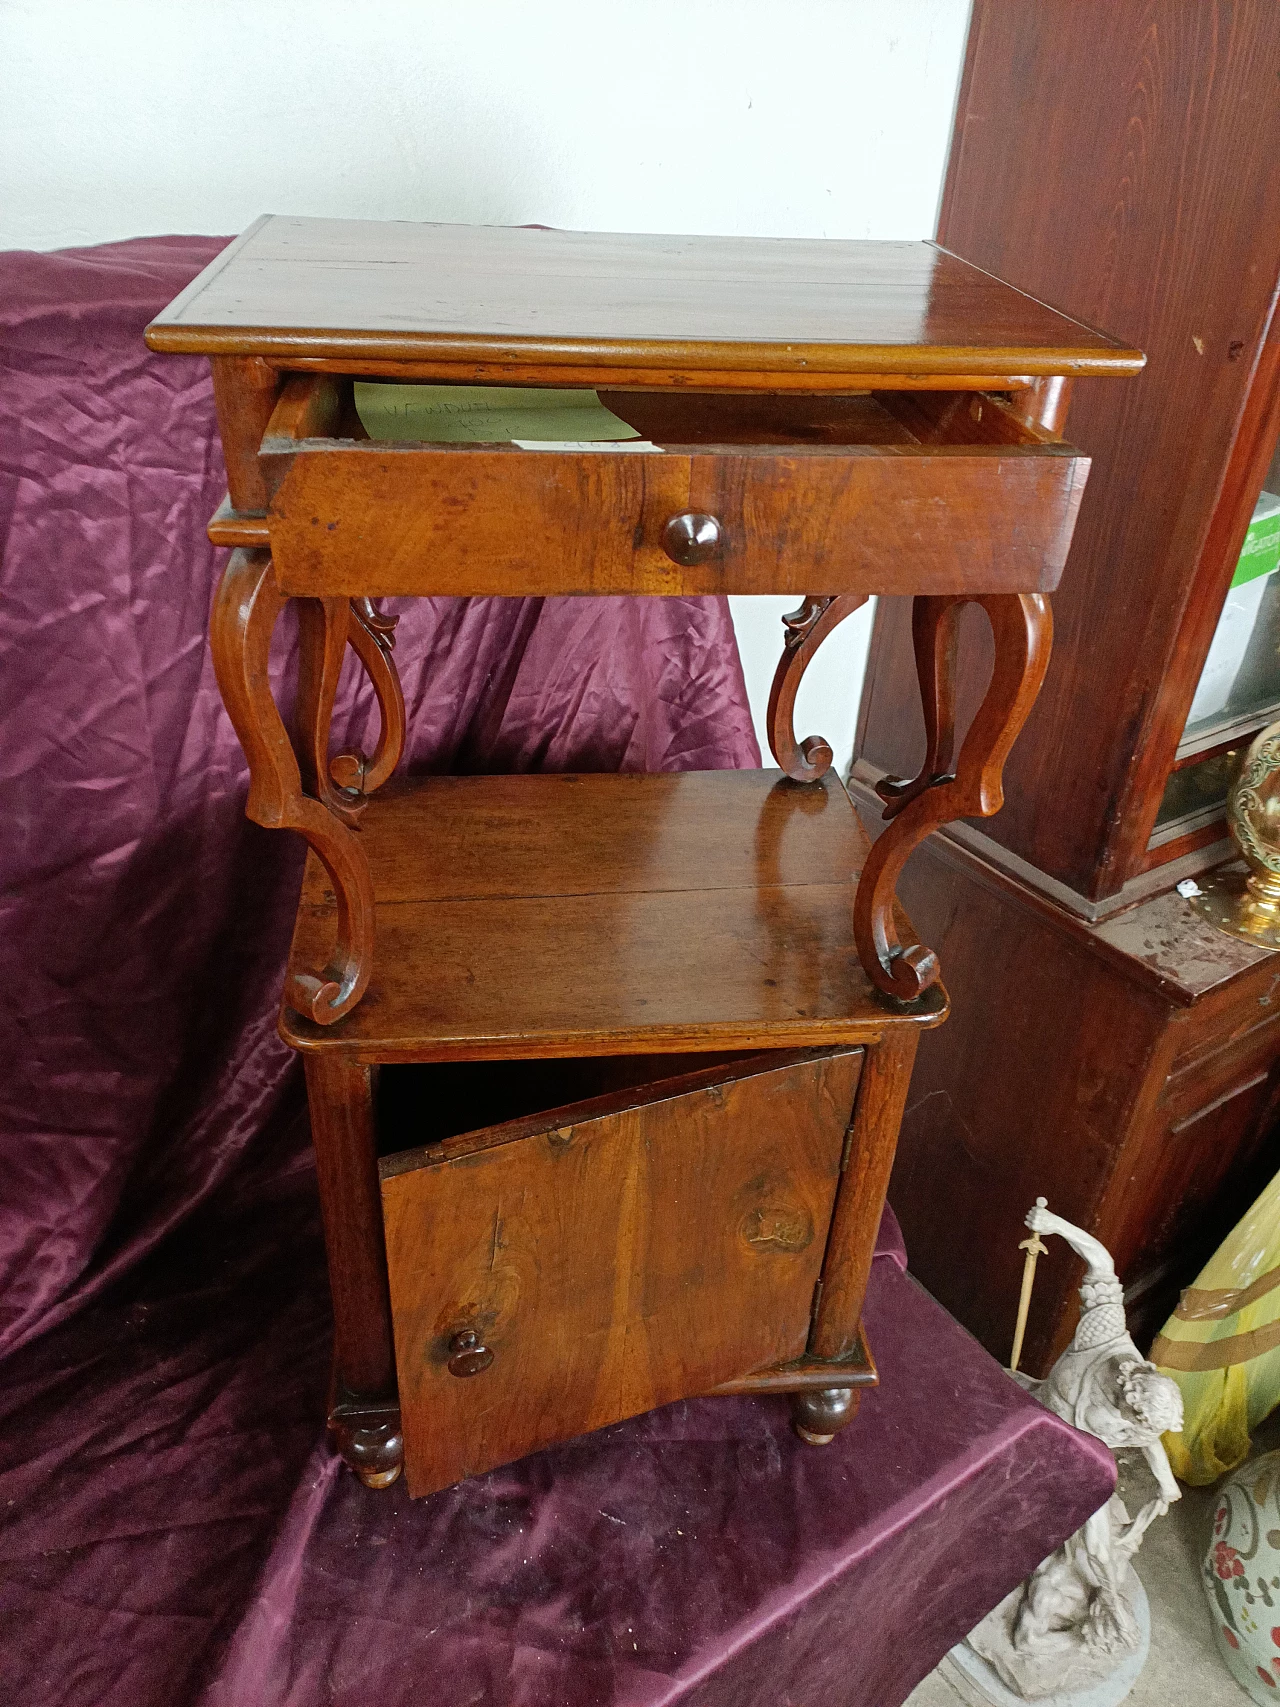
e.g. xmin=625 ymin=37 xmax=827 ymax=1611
xmin=767 ymin=594 xmax=868 ymax=781
xmin=283 ymin=803 xmax=375 ymax=1023
xmin=330 ymin=599 xmax=405 ymax=797
xmin=791 ymin=1386 xmax=860 ymax=1445
xmin=876 ymin=594 xmax=960 ymax=817
xmin=210 ymin=548 xmax=375 ymax=1025
xmin=295 ymin=595 xmax=362 ymax=826
xmin=853 ymin=592 xmax=1053 ymax=1003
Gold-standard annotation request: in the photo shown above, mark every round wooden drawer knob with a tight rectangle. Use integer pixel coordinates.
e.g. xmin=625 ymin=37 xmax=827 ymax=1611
xmin=661 ymin=511 xmax=722 ymax=566
xmin=447 ymin=1329 xmax=494 ymax=1377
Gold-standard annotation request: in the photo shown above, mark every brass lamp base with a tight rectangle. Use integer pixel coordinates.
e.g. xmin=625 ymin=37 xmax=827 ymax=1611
xmin=1190 ymin=866 xmax=1280 ymax=950
xmin=1186 ymin=722 xmax=1280 ymax=951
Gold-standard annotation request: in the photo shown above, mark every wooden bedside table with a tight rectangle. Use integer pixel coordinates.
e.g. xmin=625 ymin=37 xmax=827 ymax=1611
xmin=146 ymin=218 xmax=1139 ymax=1496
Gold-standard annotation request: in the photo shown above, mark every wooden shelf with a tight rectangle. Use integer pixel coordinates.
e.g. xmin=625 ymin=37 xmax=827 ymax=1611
xmin=281 ymin=768 xmax=947 ymax=1061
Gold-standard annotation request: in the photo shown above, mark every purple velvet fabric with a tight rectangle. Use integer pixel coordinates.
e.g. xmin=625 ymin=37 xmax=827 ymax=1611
xmin=0 ymin=236 xmax=760 ymax=1359
xmin=0 ymin=237 xmax=1116 ymax=1707
xmin=0 ymin=1190 xmax=1115 ymax=1707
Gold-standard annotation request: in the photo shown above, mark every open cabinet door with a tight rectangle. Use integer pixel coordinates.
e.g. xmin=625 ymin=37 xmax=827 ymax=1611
xmin=380 ymin=1048 xmax=863 ymax=1497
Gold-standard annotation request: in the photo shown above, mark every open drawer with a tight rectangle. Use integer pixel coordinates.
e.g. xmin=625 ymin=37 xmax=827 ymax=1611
xmin=378 ymin=1046 xmax=863 ymax=1498
xmin=258 ymin=375 xmax=1089 ymax=600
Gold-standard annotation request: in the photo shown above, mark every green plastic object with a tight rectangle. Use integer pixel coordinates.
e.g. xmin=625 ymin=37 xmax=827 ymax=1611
xmin=1230 ymin=490 xmax=1280 ymax=589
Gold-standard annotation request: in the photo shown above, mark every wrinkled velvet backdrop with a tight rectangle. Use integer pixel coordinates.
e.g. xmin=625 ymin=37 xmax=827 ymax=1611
xmin=0 ymin=236 xmax=760 ymax=1359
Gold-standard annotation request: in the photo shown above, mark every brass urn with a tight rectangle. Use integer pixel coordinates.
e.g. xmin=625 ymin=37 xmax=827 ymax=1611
xmin=1191 ymin=721 xmax=1280 ymax=947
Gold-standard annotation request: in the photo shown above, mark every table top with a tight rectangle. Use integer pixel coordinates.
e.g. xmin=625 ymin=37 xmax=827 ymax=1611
xmin=145 ymin=215 xmax=1143 ymax=381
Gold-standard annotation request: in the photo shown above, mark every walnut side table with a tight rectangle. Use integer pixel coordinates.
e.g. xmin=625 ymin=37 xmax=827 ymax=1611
xmin=146 ymin=218 xmax=1139 ymax=1496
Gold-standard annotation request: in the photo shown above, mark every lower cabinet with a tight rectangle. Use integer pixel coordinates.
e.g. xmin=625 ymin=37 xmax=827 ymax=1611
xmin=377 ymin=1048 xmax=863 ymax=1498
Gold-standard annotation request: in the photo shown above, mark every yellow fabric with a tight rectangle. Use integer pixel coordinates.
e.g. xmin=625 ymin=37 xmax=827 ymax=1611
xmin=1152 ymin=1167 xmax=1280 ymax=1484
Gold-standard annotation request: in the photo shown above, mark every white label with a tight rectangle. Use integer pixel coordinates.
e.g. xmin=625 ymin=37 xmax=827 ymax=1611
xmin=511 ymin=439 xmax=664 ymax=453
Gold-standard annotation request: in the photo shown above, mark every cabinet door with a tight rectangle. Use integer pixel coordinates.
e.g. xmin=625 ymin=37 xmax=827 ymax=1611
xmin=380 ymin=1048 xmax=861 ymax=1498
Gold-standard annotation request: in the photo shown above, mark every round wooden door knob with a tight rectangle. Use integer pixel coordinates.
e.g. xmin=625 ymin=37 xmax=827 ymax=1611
xmin=661 ymin=512 xmax=722 ymax=566
xmin=447 ymin=1329 xmax=495 ymax=1377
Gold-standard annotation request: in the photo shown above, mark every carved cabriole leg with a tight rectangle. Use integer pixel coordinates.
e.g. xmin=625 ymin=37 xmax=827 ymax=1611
xmin=295 ymin=596 xmax=363 ymax=826
xmin=331 ymin=599 xmax=406 ymax=796
xmin=209 ymin=548 xmax=375 ymax=1025
xmin=767 ymin=594 xmax=869 ymax=780
xmin=213 ymin=556 xmax=402 ymax=1481
xmin=876 ymin=594 xmax=960 ymax=814
xmin=854 ymin=591 xmax=1053 ymax=1003
xmin=790 ymin=1028 xmax=919 ymax=1446
xmin=306 ymin=1054 xmax=403 ymax=1489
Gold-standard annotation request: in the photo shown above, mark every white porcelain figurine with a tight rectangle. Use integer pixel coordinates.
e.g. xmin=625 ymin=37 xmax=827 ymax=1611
xmin=952 ymin=1203 xmax=1184 ymax=1704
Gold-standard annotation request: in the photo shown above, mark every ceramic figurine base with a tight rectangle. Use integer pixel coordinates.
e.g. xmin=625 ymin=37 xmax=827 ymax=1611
xmin=942 ymin=1574 xmax=1150 ymax=1707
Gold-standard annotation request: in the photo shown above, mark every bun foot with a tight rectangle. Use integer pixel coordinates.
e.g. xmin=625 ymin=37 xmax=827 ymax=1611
xmin=356 ymin=1462 xmax=402 ymax=1490
xmin=329 ymin=1402 xmax=404 ymax=1489
xmin=790 ymin=1386 xmax=859 ymax=1445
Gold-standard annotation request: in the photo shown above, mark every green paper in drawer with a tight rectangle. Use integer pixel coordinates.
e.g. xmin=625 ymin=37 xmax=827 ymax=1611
xmin=354 ymin=382 xmax=641 ymax=444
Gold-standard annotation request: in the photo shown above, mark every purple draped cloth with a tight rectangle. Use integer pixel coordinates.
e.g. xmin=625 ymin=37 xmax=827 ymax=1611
xmin=0 ymin=236 xmax=760 ymax=1359
xmin=0 ymin=237 xmax=1115 ymax=1707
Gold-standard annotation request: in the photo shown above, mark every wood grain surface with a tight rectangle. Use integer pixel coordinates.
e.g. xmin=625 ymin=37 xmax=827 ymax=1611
xmin=209 ymin=355 xmax=280 ymax=512
xmin=281 ymin=769 xmax=948 ymax=1060
xmin=208 ymin=549 xmax=374 ymax=1025
xmin=144 ymin=216 xmax=1142 ymax=380
xmin=154 ymin=208 xmax=1127 ymax=1489
xmin=255 ymin=371 xmax=1087 ymax=599
xmin=265 ymin=439 xmax=1086 ymax=599
xmin=768 ymin=596 xmax=870 ymax=782
xmin=809 ymin=1027 xmax=919 ymax=1362
xmin=380 ymin=1048 xmax=862 ymax=1497
xmin=855 ymin=590 xmax=1053 ymax=1001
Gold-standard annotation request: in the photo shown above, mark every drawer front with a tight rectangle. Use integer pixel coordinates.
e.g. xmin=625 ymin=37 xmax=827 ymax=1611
xmin=1124 ymin=1068 xmax=1279 ymax=1298
xmin=1161 ymin=1004 xmax=1280 ymax=1128
xmin=380 ymin=1048 xmax=862 ymax=1498
xmin=266 ymin=440 xmax=1087 ymax=599
xmin=1162 ymin=971 xmax=1280 ymax=1097
xmin=1116 ymin=1010 xmax=1280 ymax=1289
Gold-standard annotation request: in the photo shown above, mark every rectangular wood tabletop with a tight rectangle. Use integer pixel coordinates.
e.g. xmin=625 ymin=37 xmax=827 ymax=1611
xmin=145 ymin=216 xmax=1143 ymax=381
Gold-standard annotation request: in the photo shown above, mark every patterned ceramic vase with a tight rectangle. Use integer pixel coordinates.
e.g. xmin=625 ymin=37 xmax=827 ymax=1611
xmin=1205 ymin=1450 xmax=1280 ymax=1700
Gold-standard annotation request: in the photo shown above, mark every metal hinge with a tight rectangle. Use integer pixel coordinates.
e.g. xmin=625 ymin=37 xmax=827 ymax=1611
xmin=811 ymin=1277 xmax=824 ymax=1321
xmin=839 ymin=1123 xmax=856 ymax=1172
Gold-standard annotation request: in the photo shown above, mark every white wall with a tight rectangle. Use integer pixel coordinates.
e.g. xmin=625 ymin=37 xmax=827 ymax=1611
xmin=0 ymin=0 xmax=969 ymax=770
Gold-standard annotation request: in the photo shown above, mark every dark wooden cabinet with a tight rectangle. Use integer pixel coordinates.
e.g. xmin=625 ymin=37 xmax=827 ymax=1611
xmin=856 ymin=0 xmax=1280 ymax=1372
